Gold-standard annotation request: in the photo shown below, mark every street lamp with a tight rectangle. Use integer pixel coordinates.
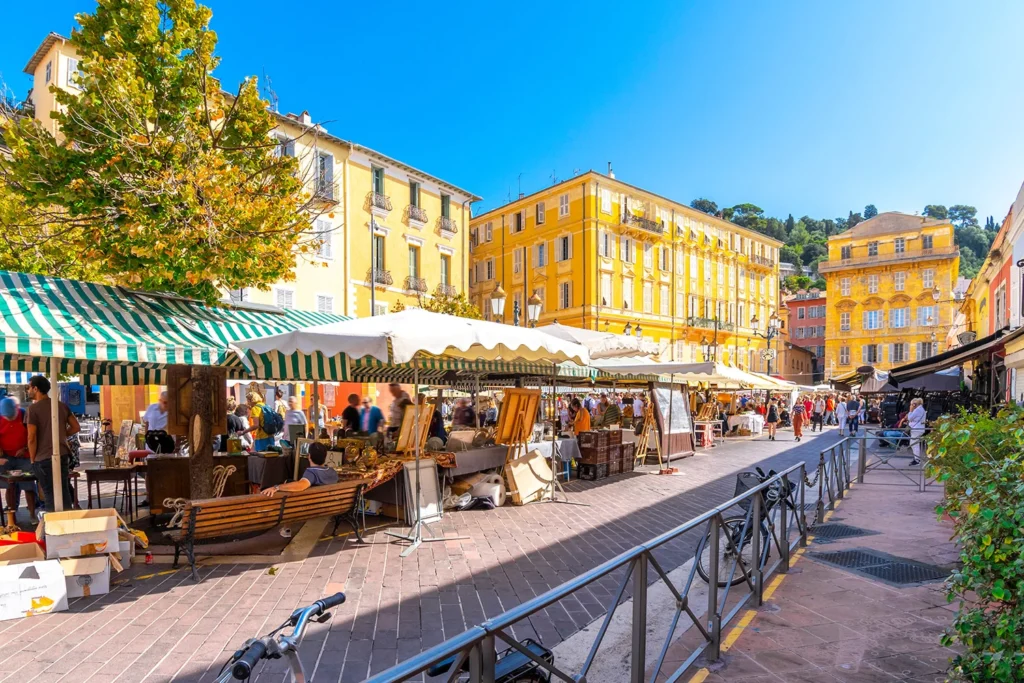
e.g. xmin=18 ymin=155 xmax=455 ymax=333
xmin=635 ymin=324 xmax=643 ymax=339
xmin=623 ymin=322 xmax=632 ymax=336
xmin=751 ymin=309 xmax=783 ymax=377
xmin=700 ymin=335 xmax=718 ymax=362
xmin=527 ymin=291 xmax=543 ymax=327
xmin=489 ymin=283 xmax=506 ymax=321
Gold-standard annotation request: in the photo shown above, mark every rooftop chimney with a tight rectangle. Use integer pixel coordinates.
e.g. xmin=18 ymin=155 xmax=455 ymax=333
xmin=519 ymin=193 xmax=525 ymax=199
xmin=300 ymin=110 xmax=312 ymax=126
xmin=607 ymin=162 xmax=615 ymax=179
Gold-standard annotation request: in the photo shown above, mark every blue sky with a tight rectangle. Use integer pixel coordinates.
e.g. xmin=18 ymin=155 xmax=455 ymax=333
xmin=3 ymin=1 xmax=1022 ymax=223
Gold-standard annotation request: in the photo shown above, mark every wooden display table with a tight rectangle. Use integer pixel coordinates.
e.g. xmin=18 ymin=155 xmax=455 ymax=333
xmin=145 ymin=454 xmax=249 ymax=515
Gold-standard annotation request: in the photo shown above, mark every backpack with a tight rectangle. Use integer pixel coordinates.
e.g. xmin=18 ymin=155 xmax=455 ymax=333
xmin=260 ymin=404 xmax=285 ymax=435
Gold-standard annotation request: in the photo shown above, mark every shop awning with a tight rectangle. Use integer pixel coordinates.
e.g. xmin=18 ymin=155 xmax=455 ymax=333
xmin=890 ymin=326 xmax=1024 ymax=383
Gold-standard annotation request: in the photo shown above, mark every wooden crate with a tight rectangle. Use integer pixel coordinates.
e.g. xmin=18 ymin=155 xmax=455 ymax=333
xmin=579 ymin=445 xmax=610 ymax=464
xmin=609 ymin=458 xmax=621 ymax=475
xmin=578 ymin=463 xmax=609 ymax=481
xmin=578 ymin=431 xmax=610 ymax=450
xmin=607 ymin=429 xmax=622 ymax=446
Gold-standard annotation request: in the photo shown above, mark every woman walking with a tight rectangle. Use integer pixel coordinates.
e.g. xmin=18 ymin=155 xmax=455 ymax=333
xmin=791 ymin=401 xmax=805 ymax=442
xmin=836 ymin=395 xmax=848 ymax=437
xmin=765 ymin=399 xmax=780 ymax=441
xmin=907 ymin=398 xmax=927 ymax=466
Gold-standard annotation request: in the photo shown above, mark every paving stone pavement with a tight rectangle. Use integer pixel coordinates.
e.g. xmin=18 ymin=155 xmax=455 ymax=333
xmin=670 ymin=463 xmax=960 ymax=683
xmin=0 ymin=426 xmax=842 ymax=682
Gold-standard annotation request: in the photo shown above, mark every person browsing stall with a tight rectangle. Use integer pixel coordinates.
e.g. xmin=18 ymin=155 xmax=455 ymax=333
xmin=597 ymin=394 xmax=621 ymax=427
xmin=571 ymin=398 xmax=591 ymax=435
xmin=262 ymin=442 xmax=338 ymax=496
xmin=26 ymin=376 xmax=79 ymax=512
xmin=359 ymin=397 xmax=385 ymax=434
xmin=340 ymin=393 xmax=361 ymax=434
xmin=143 ymin=391 xmax=169 ymax=431
xmin=0 ymin=397 xmax=38 ymax=522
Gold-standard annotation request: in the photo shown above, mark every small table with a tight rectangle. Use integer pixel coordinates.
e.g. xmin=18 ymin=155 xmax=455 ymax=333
xmin=86 ymin=466 xmax=136 ymax=521
xmin=728 ymin=414 xmax=765 ymax=435
xmin=694 ymin=421 xmax=718 ymax=448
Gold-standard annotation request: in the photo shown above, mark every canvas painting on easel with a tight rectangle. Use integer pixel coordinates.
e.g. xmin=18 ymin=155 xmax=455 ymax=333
xmin=495 ymin=388 xmax=541 ymax=445
xmin=396 ymin=403 xmax=433 ymax=453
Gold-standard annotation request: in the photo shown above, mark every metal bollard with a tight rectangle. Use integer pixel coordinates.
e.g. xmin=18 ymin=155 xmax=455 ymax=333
xmin=707 ymin=516 xmax=721 ymax=660
xmin=857 ymin=433 xmax=867 ymax=483
xmin=815 ymin=454 xmax=826 ymax=524
xmin=780 ymin=476 xmax=790 ymax=572
xmin=751 ymin=491 xmax=763 ymax=605
xmin=799 ymin=464 xmax=808 ymax=547
xmin=631 ymin=555 xmax=648 ymax=682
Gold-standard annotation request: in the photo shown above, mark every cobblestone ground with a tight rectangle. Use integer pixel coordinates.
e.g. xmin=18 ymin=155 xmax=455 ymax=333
xmin=0 ymin=426 xmax=842 ymax=683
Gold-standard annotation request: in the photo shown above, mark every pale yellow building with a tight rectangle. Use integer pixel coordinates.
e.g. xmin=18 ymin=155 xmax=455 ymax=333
xmin=468 ymin=170 xmax=784 ymax=370
xmin=819 ymin=213 xmax=960 ymax=377
xmin=22 ymin=33 xmax=479 ymax=317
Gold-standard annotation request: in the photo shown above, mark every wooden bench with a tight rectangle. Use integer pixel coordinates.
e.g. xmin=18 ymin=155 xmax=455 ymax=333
xmin=171 ymin=478 xmax=369 ymax=580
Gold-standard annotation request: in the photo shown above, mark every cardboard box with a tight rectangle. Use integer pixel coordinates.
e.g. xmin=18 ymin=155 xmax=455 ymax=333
xmin=0 ymin=544 xmax=68 ymax=621
xmin=40 ymin=509 xmax=119 ymax=559
xmin=60 ymin=556 xmax=111 ymax=599
xmin=117 ymin=540 xmax=136 ymax=563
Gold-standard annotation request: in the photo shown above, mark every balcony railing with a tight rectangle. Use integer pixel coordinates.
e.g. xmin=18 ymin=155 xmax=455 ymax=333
xmin=437 ymin=216 xmax=458 ymax=235
xmin=818 ymin=246 xmax=959 ymax=272
xmin=686 ymin=316 xmax=736 ymax=332
xmin=366 ymin=268 xmax=392 ymax=287
xmin=435 ymin=283 xmax=457 ymax=297
xmin=749 ymin=254 xmax=775 ymax=268
xmin=404 ymin=276 xmax=427 ymax=293
xmin=313 ymin=177 xmax=338 ymax=203
xmin=408 ymin=205 xmax=428 ymax=224
xmin=620 ymin=212 xmax=664 ymax=235
xmin=369 ymin=192 xmax=392 ymax=212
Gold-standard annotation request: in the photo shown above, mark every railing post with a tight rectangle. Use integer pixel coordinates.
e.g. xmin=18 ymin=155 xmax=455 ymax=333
xmin=468 ymin=642 xmax=483 ymax=683
xmin=780 ymin=475 xmax=790 ymax=573
xmin=835 ymin=448 xmax=844 ymax=500
xmin=631 ymin=555 xmax=648 ymax=682
xmin=751 ymin=490 xmax=764 ymax=605
xmin=799 ymin=464 xmax=808 ymax=547
xmin=480 ymin=634 xmax=496 ymax=683
xmin=815 ymin=454 xmax=826 ymax=524
xmin=707 ymin=517 xmax=721 ymax=661
xmin=857 ymin=433 xmax=867 ymax=483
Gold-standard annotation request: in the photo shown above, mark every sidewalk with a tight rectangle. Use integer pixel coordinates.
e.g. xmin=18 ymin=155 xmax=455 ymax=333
xmin=681 ymin=468 xmax=960 ymax=683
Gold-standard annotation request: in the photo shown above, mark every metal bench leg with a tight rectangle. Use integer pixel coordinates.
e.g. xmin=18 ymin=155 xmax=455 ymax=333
xmin=346 ymin=512 xmax=366 ymax=544
xmin=172 ymin=542 xmax=181 ymax=569
xmin=330 ymin=515 xmax=342 ymax=537
xmin=186 ymin=538 xmax=198 ymax=582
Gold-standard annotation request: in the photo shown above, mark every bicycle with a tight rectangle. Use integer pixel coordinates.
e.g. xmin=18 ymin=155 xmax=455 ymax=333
xmin=215 ymin=593 xmax=345 ymax=682
xmin=426 ymin=637 xmax=554 ymax=682
xmin=695 ymin=467 xmax=797 ymax=587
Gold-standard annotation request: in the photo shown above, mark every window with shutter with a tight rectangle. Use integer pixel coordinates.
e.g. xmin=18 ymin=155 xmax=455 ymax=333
xmin=372 ymin=167 xmax=385 ymax=195
xmin=623 ymin=278 xmax=633 ymax=310
xmin=513 ymin=248 xmax=522 ymax=274
xmin=643 ymin=282 xmax=653 ymax=313
xmin=643 ymin=243 xmax=653 ymax=269
xmin=559 ymin=282 xmax=572 ymax=309
xmin=601 ymin=274 xmax=612 ymax=306
xmin=485 ymin=222 xmax=493 ymax=242
xmin=660 ymin=285 xmax=669 ymax=315
xmin=559 ymin=193 xmax=569 ymax=217
xmin=536 ymin=202 xmax=545 ymax=225
xmin=373 ymin=235 xmax=385 ymax=270
xmin=275 ymin=289 xmax=295 ymax=309
xmin=440 ymin=256 xmax=450 ymax=286
xmin=441 ymin=194 xmax=451 ymax=219
xmin=601 ymin=190 xmax=611 ymax=214
xmin=314 ymin=219 xmax=332 ymax=259
xmin=409 ymin=182 xmax=420 ymax=207
xmin=316 ymin=295 xmax=334 ymax=314
xmin=408 ymin=246 xmax=420 ymax=279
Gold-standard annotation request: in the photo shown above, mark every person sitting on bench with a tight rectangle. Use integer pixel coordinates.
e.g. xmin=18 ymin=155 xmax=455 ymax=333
xmin=261 ymin=442 xmax=337 ymax=496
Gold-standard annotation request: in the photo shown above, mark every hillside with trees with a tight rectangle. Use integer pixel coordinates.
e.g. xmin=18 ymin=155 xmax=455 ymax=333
xmin=690 ymin=199 xmax=998 ymax=282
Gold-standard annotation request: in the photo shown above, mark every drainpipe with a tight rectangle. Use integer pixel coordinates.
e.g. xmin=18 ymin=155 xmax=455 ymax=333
xmin=342 ymin=152 xmax=351 ymax=316
xmin=461 ymin=199 xmax=468 ymax=295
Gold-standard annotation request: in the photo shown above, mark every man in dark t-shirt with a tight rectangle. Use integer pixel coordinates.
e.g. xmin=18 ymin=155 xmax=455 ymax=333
xmin=261 ymin=442 xmax=338 ymax=496
xmin=341 ymin=393 xmax=361 ymax=434
xmin=26 ymin=376 xmax=80 ymax=511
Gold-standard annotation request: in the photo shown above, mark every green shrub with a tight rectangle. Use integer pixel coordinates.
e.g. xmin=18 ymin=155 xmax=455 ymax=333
xmin=930 ymin=406 xmax=1024 ymax=682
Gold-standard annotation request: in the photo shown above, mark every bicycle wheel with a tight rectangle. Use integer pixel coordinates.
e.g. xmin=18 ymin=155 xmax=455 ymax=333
xmin=695 ymin=516 xmax=770 ymax=587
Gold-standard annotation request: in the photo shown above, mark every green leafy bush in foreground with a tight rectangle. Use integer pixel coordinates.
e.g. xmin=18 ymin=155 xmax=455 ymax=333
xmin=930 ymin=407 xmax=1024 ymax=682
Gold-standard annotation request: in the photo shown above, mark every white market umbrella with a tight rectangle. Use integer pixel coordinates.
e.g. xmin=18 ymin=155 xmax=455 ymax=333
xmin=536 ymin=323 xmax=649 ymax=360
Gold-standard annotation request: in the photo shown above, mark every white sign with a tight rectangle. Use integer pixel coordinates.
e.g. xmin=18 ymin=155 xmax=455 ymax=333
xmin=760 ymin=349 xmax=777 ymax=360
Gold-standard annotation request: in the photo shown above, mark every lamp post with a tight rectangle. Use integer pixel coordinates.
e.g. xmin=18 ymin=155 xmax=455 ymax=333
xmin=623 ymin=322 xmax=632 ymax=336
xmin=751 ymin=309 xmax=783 ymax=376
xmin=489 ymin=283 xmax=507 ymax=322
xmin=527 ymin=291 xmax=543 ymax=328
xmin=700 ymin=333 xmax=719 ymax=362
xmin=635 ymin=324 xmax=643 ymax=339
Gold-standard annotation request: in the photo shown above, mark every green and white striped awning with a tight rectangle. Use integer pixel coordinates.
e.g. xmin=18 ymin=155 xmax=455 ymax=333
xmin=349 ymin=357 xmax=597 ymax=384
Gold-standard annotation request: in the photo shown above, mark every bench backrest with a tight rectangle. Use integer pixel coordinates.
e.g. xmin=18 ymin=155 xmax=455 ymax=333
xmin=182 ymin=477 xmax=369 ymax=540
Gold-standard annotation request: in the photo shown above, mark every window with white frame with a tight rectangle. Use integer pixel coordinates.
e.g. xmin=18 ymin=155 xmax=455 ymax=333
xmin=535 ymin=242 xmax=547 ymax=267
xmin=316 ymin=294 xmax=334 ymax=314
xmin=839 ymin=346 xmax=850 ymax=365
xmin=922 ymin=234 xmax=934 ymax=250
xmin=601 ymin=274 xmax=612 ymax=306
xmin=891 ymin=307 xmax=909 ymax=328
xmin=676 ymin=291 xmax=684 ymax=316
xmin=45 ymin=61 xmax=52 ymax=84
xmin=600 ymin=189 xmax=611 ymax=214
xmin=622 ymin=277 xmax=634 ymax=310
xmin=690 ymin=253 xmax=699 ymax=281
xmin=275 ymin=288 xmax=295 ymax=309
xmin=66 ymin=57 xmax=81 ymax=88
xmin=840 ymin=278 xmax=851 ymax=297
xmin=917 ymin=305 xmax=936 ymax=326
xmin=923 ymin=269 xmax=935 ymax=289
xmin=558 ymin=281 xmax=572 ymax=310
xmin=894 ymin=271 xmax=905 ymax=291
xmin=512 ymin=211 xmax=524 ymax=233
xmin=868 ymin=274 xmax=878 ymax=293
xmin=862 ymin=344 xmax=880 ymax=364
xmin=868 ymin=241 xmax=879 ymax=257
xmin=795 ymin=327 xmax=805 ymax=339
xmin=622 ymin=237 xmax=634 ymax=263
xmin=485 ymin=222 xmax=493 ymax=242
xmin=486 ymin=258 xmax=495 ymax=281
xmin=513 ymin=248 xmax=523 ymax=274
xmin=556 ymin=235 xmax=572 ymax=261
xmin=890 ymin=343 xmax=908 ymax=363
xmin=559 ymin=193 xmax=569 ymax=218
xmin=863 ymin=309 xmax=882 ymax=330
xmin=643 ymin=243 xmax=653 ymax=269
xmin=797 ymin=308 xmax=806 ymax=319
xmin=643 ymin=282 xmax=653 ymax=313
xmin=373 ymin=302 xmax=388 ymax=316
xmin=995 ymin=283 xmax=1007 ymax=329
xmin=717 ymin=262 xmax=724 ymax=285
xmin=894 ymin=237 xmax=905 ymax=254
xmin=314 ymin=219 xmax=332 ymax=259
xmin=660 ymin=284 xmax=669 ymax=315
xmin=659 ymin=246 xmax=670 ymax=271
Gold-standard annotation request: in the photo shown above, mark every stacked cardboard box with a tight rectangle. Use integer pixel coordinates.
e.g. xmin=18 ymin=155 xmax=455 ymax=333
xmin=39 ymin=509 xmax=122 ymax=599
xmin=0 ymin=543 xmax=68 ymax=621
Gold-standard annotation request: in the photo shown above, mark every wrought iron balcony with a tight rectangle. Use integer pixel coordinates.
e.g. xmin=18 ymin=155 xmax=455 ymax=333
xmin=404 ymin=276 xmax=428 ymax=293
xmin=817 ymin=245 xmax=959 ymax=273
xmin=369 ymin=192 xmax=392 ymax=212
xmin=437 ymin=216 xmax=459 ymax=235
xmin=686 ymin=316 xmax=736 ymax=332
xmin=749 ymin=254 xmax=775 ymax=268
xmin=366 ymin=268 xmax=392 ymax=287
xmin=435 ymin=283 xmax=457 ymax=297
xmin=313 ymin=177 xmax=338 ymax=203
xmin=407 ymin=205 xmax=428 ymax=224
xmin=620 ymin=212 xmax=664 ymax=235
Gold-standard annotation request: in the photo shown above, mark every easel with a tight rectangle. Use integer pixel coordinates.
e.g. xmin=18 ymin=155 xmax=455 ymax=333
xmin=635 ymin=406 xmax=664 ymax=469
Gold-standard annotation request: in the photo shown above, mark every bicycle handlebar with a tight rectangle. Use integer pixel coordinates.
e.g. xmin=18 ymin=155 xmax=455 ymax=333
xmin=315 ymin=592 xmax=346 ymax=613
xmin=231 ymin=640 xmax=267 ymax=680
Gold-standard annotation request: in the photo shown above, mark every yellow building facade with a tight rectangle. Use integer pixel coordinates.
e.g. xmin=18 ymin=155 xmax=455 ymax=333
xmin=468 ymin=171 xmax=784 ymax=370
xmin=22 ymin=33 xmax=478 ymax=318
xmin=819 ymin=213 xmax=960 ymax=378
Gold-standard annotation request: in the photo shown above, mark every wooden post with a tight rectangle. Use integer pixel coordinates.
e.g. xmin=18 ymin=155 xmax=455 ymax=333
xmin=311 ymin=381 xmax=320 ymax=436
xmin=49 ymin=358 xmax=64 ymax=512
xmin=188 ymin=366 xmax=217 ymax=500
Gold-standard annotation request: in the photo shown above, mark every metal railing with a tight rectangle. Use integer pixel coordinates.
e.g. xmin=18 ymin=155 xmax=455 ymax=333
xmin=370 ymin=192 xmax=392 ymax=212
xmin=855 ymin=427 xmax=934 ymax=492
xmin=404 ymin=276 xmax=427 ymax=293
xmin=686 ymin=316 xmax=737 ymax=332
xmin=407 ymin=205 xmax=428 ymax=223
xmin=749 ymin=254 xmax=775 ymax=268
xmin=818 ymin=246 xmax=959 ymax=272
xmin=435 ymin=283 xmax=457 ymax=297
xmin=620 ymin=212 xmax=664 ymax=235
xmin=313 ymin=177 xmax=338 ymax=202
xmin=366 ymin=268 xmax=392 ymax=286
xmin=367 ymin=462 xmax=814 ymax=683
xmin=437 ymin=216 xmax=459 ymax=234
xmin=808 ymin=438 xmax=854 ymax=524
